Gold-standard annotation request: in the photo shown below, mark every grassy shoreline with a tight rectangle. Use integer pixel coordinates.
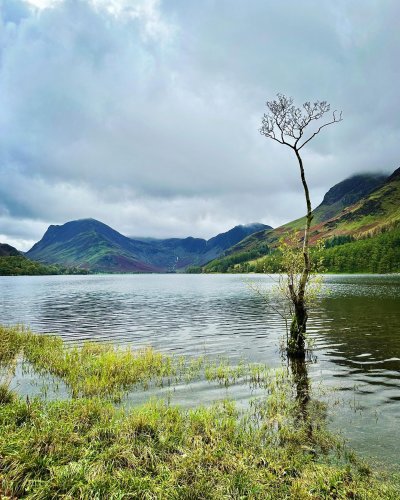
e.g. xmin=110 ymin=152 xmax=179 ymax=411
xmin=0 ymin=326 xmax=399 ymax=498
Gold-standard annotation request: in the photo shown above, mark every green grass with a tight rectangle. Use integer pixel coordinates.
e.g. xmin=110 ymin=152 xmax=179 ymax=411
xmin=1 ymin=326 xmax=293 ymax=402
xmin=0 ymin=325 xmax=399 ymax=498
xmin=1 ymin=326 xmax=206 ymax=402
xmin=2 ymin=397 xmax=398 ymax=499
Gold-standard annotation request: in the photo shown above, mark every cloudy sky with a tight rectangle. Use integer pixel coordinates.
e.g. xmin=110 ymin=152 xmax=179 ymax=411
xmin=0 ymin=0 xmax=399 ymax=250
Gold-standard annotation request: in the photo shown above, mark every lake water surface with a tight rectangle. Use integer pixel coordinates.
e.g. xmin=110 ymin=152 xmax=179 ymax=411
xmin=1 ymin=274 xmax=399 ymax=467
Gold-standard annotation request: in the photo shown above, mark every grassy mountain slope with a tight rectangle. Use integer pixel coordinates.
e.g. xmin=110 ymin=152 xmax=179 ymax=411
xmin=26 ymin=219 xmax=271 ymax=273
xmin=287 ymin=173 xmax=386 ymax=228
xmin=204 ymin=169 xmax=399 ymax=273
xmin=27 ymin=219 xmax=162 ymax=273
xmin=318 ymin=167 xmax=400 ymax=237
xmin=0 ymin=243 xmax=50 ymax=275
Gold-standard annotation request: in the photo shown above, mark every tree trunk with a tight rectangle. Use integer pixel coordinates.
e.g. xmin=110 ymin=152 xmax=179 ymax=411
xmin=290 ymin=356 xmax=310 ymax=419
xmin=290 ymin=356 xmax=313 ymax=441
xmin=288 ymin=149 xmax=313 ymax=358
xmin=289 ymin=302 xmax=307 ymax=356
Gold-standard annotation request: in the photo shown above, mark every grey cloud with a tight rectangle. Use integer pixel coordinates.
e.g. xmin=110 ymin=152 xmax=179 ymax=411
xmin=0 ymin=0 xmax=398 ymax=250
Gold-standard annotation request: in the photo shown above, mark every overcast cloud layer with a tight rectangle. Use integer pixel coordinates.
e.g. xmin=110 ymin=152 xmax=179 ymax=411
xmin=0 ymin=0 xmax=399 ymax=250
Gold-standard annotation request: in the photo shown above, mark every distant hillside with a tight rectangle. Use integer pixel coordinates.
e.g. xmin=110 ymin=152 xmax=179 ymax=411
xmin=204 ymin=169 xmax=399 ymax=273
xmin=0 ymin=242 xmax=88 ymax=275
xmin=304 ymin=167 xmax=400 ymax=243
xmin=206 ymin=223 xmax=267 ymax=256
xmin=26 ymin=219 xmax=271 ymax=273
xmin=209 ymin=172 xmax=385 ymax=265
xmin=0 ymin=242 xmax=91 ymax=276
xmin=0 ymin=243 xmax=20 ymax=257
xmin=0 ymin=256 xmax=54 ymax=275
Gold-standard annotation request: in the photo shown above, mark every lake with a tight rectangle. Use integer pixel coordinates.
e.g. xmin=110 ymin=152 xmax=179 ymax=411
xmin=1 ymin=273 xmax=399 ymax=467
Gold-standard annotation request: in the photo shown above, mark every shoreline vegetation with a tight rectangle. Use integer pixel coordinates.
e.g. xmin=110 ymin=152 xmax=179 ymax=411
xmin=1 ymin=326 xmax=399 ymax=498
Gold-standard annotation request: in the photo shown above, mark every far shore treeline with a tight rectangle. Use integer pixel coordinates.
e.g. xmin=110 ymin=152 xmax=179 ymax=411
xmin=0 ymin=254 xmax=89 ymax=276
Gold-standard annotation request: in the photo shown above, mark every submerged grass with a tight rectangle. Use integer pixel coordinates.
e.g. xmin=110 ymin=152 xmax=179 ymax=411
xmin=0 ymin=325 xmax=284 ymax=401
xmin=1 ymin=325 xmax=207 ymax=401
xmin=0 ymin=325 xmax=399 ymax=498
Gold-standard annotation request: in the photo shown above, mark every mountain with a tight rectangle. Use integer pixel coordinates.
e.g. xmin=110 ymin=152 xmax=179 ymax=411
xmin=204 ymin=169 xmax=399 ymax=272
xmin=207 ymin=223 xmax=267 ymax=254
xmin=306 ymin=167 xmax=399 ymax=242
xmin=309 ymin=173 xmax=386 ymax=224
xmin=0 ymin=243 xmax=20 ymax=257
xmin=26 ymin=219 xmax=271 ymax=273
xmin=27 ymin=219 xmax=162 ymax=273
xmin=273 ymin=172 xmax=387 ymax=240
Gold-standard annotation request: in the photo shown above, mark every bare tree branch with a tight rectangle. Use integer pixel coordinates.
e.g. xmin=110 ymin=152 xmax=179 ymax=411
xmin=298 ymin=111 xmax=343 ymax=150
xmin=259 ymin=94 xmax=342 ymax=153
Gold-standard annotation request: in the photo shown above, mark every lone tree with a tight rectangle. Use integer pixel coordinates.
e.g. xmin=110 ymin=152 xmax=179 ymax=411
xmin=260 ymin=94 xmax=342 ymax=358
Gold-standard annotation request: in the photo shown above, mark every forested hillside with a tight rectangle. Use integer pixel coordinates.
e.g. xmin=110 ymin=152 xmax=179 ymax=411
xmin=0 ymin=243 xmax=89 ymax=276
xmin=203 ymin=168 xmax=400 ymax=274
xmin=216 ymin=224 xmax=400 ymax=274
xmin=0 ymin=256 xmax=59 ymax=275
